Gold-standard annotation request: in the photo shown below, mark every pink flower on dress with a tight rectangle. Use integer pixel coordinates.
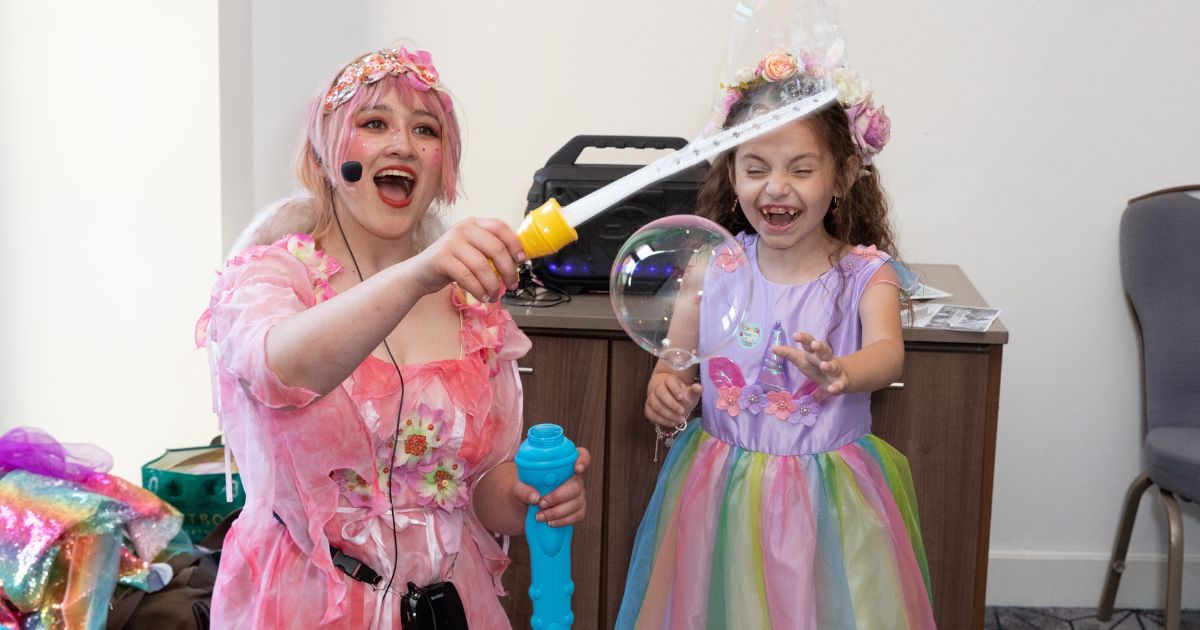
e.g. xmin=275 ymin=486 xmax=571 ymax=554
xmin=453 ymin=285 xmax=511 ymax=373
xmin=765 ymin=390 xmax=798 ymax=421
xmin=851 ymin=244 xmax=884 ymax=259
xmin=389 ymin=403 xmax=445 ymax=470
xmin=715 ymin=385 xmax=743 ymax=417
xmin=284 ymin=233 xmax=343 ymax=302
xmin=333 ymin=469 xmax=373 ymax=507
xmin=715 ymin=246 xmax=746 ymax=272
xmin=411 ymin=457 xmax=469 ymax=512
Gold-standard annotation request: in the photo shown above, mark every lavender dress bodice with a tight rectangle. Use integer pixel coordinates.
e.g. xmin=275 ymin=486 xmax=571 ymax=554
xmin=697 ymin=235 xmax=893 ymax=456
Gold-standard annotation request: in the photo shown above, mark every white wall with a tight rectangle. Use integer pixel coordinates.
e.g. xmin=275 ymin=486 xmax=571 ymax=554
xmin=3 ymin=0 xmax=1197 ymax=611
xmin=0 ymin=4 xmax=222 ymax=481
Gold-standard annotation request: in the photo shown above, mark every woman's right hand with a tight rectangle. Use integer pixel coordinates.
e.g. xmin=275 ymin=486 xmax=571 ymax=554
xmin=412 ymin=217 xmax=526 ymax=302
xmin=645 ymin=371 xmax=702 ymax=430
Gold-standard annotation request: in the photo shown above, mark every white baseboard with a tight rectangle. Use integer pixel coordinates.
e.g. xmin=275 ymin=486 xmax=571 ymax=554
xmin=986 ymin=551 xmax=1200 ymax=608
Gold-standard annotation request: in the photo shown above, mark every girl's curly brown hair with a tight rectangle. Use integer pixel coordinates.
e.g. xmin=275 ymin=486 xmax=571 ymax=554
xmin=696 ymin=103 xmax=897 ymax=259
xmin=694 ymin=102 xmax=905 ymax=337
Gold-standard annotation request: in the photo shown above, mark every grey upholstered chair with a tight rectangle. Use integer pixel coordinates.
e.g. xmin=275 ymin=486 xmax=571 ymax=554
xmin=1098 ymin=186 xmax=1200 ymax=630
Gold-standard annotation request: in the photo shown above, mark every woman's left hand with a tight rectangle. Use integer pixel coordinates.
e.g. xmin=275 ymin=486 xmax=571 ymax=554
xmin=511 ymin=447 xmax=591 ymax=528
xmin=772 ymin=331 xmax=850 ymax=396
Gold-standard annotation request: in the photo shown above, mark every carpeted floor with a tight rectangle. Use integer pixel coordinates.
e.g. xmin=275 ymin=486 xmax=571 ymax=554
xmin=985 ymin=607 xmax=1200 ymax=629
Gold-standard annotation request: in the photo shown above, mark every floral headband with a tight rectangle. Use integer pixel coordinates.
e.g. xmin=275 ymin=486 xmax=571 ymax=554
xmin=720 ymin=49 xmax=890 ymax=166
xmin=324 ymin=47 xmax=448 ymax=113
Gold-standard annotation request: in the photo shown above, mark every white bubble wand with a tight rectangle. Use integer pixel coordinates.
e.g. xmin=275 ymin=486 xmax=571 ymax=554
xmin=515 ymin=89 xmax=838 ymax=258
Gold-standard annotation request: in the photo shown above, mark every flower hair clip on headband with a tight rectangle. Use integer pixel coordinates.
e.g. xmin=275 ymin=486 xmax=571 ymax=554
xmin=720 ymin=49 xmax=890 ymax=166
xmin=324 ymin=47 xmax=449 ymax=113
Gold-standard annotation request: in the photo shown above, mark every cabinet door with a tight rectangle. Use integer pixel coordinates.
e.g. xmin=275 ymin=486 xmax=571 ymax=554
xmin=603 ymin=340 xmax=663 ymax=628
xmin=502 ymin=335 xmax=608 ymax=630
xmin=871 ymin=344 xmax=999 ymax=630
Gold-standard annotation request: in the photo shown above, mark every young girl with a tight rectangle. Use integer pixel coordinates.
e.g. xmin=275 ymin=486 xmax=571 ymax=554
xmin=616 ymin=56 xmax=936 ymax=629
xmin=197 ymin=46 xmax=589 ymax=629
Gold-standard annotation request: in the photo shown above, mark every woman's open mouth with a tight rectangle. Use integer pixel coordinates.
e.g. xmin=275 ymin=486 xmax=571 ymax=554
xmin=375 ymin=167 xmax=415 ymax=208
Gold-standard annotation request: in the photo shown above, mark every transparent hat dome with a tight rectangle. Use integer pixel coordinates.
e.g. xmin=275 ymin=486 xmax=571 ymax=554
xmin=610 ymin=215 xmax=753 ymax=371
xmin=700 ymin=0 xmax=846 ymax=138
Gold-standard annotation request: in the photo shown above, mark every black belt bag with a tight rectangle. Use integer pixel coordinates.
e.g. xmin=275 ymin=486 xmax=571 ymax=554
xmin=400 ymin=580 xmax=468 ymax=629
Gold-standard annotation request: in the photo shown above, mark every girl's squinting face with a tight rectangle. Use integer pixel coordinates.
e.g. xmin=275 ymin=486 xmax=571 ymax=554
xmin=341 ymin=86 xmax=444 ymax=238
xmin=733 ymin=120 xmax=841 ymax=253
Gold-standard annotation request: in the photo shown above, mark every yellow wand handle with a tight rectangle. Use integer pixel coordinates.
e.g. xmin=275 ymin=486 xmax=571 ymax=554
xmin=516 ymin=199 xmax=578 ymax=259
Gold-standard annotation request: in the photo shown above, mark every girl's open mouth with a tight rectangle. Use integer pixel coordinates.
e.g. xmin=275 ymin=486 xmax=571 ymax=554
xmin=761 ymin=206 xmax=800 ymax=228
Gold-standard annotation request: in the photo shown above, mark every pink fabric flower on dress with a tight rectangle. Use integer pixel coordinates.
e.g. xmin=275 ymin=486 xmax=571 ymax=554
xmin=333 ymin=469 xmax=374 ymax=507
xmin=765 ymin=390 xmax=798 ymax=421
xmin=453 ymin=286 xmax=513 ymax=374
xmin=389 ymin=403 xmax=446 ymax=470
xmin=715 ymin=246 xmax=746 ymax=272
xmin=851 ymin=244 xmax=884 ymax=259
xmin=284 ymin=233 xmax=343 ymax=302
xmin=715 ymin=385 xmax=743 ymax=417
xmin=411 ymin=457 xmax=469 ymax=512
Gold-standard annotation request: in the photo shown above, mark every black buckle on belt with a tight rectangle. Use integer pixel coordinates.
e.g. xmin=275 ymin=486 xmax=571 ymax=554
xmin=330 ymin=544 xmax=383 ymax=587
xmin=274 ymin=511 xmax=383 ymax=588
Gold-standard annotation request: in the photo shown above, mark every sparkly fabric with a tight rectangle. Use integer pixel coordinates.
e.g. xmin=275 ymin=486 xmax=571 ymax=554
xmin=324 ymin=47 xmax=449 ymax=113
xmin=197 ymin=235 xmax=529 ymax=629
xmin=0 ymin=428 xmax=184 ymax=630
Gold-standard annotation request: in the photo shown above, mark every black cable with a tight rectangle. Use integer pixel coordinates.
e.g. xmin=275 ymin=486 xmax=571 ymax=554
xmin=501 ymin=263 xmax=573 ymax=308
xmin=331 ymin=204 xmax=405 ymax=600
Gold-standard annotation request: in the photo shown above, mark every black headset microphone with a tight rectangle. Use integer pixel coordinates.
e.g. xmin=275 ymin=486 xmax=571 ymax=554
xmin=340 ymin=160 xmax=363 ymax=183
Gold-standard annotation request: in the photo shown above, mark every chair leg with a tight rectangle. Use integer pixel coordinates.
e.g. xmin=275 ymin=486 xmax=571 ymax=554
xmin=1158 ymin=488 xmax=1183 ymax=630
xmin=1098 ymin=471 xmax=1154 ymax=620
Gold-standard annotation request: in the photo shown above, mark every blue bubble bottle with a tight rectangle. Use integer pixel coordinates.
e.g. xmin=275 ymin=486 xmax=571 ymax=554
xmin=515 ymin=423 xmax=578 ymax=629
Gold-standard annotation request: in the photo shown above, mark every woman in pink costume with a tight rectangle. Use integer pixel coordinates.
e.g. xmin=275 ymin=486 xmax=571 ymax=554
xmin=617 ymin=52 xmax=936 ymax=629
xmin=196 ymin=46 xmax=589 ymax=629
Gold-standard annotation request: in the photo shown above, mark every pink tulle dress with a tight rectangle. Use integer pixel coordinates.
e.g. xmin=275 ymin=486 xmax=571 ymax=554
xmin=195 ymin=234 xmax=529 ymax=629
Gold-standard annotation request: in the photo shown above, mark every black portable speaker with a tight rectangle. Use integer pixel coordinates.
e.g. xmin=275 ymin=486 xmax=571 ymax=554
xmin=525 ymin=135 xmax=709 ymax=293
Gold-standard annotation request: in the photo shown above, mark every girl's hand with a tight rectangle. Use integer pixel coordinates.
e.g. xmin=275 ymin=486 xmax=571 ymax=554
xmin=645 ymin=372 xmax=702 ymax=430
xmin=772 ymin=331 xmax=850 ymax=396
xmin=510 ymin=448 xmax=591 ymax=528
xmin=411 ymin=217 xmax=525 ymax=302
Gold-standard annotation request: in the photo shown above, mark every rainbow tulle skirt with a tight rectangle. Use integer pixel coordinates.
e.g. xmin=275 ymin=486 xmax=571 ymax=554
xmin=616 ymin=423 xmax=936 ymax=629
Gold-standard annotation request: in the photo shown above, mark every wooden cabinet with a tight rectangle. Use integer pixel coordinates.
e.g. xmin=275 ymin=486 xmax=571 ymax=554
xmin=499 ymin=335 xmax=612 ymax=628
xmin=872 ymin=342 xmax=1003 ymax=630
xmin=502 ymin=265 xmax=1007 ymax=630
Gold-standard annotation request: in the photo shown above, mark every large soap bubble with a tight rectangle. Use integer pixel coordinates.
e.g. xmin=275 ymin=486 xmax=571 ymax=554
xmin=610 ymin=215 xmax=753 ymax=370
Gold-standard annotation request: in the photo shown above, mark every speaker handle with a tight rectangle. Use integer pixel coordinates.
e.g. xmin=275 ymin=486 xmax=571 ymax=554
xmin=545 ymin=135 xmax=689 ymax=168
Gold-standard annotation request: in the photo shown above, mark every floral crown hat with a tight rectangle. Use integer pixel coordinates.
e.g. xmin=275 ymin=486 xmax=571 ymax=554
xmin=705 ymin=0 xmax=890 ymax=165
xmin=324 ymin=46 xmax=452 ymax=114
